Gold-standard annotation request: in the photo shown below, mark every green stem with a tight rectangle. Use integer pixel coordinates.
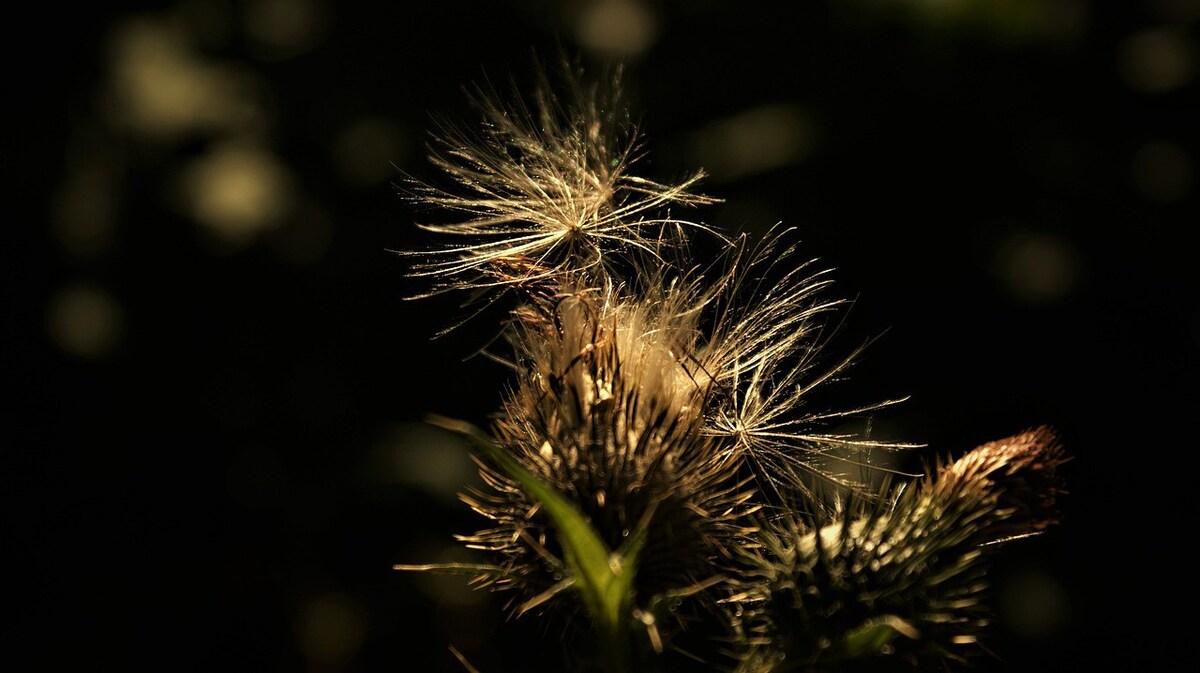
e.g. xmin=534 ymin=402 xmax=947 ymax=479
xmin=599 ymin=624 xmax=630 ymax=673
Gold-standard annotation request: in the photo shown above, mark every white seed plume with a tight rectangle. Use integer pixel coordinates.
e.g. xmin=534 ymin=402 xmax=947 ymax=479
xmin=399 ymin=66 xmax=718 ymax=298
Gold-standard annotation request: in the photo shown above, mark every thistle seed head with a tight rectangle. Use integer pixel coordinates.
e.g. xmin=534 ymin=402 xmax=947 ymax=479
xmin=399 ymin=62 xmax=718 ymax=299
xmin=396 ymin=59 xmax=1065 ymax=672
xmin=404 ymin=61 xmax=906 ymax=516
xmin=461 ymin=279 xmax=759 ymax=622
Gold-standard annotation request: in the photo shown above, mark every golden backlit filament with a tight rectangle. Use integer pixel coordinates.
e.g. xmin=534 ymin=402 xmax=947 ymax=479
xmin=399 ymin=67 xmax=718 ymax=297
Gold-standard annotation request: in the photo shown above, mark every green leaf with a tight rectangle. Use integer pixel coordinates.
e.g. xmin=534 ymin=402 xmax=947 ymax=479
xmin=426 ymin=415 xmax=641 ymax=639
xmin=825 ymin=615 xmax=920 ymax=661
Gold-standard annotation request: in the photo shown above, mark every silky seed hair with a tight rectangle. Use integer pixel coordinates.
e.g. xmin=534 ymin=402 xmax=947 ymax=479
xmin=398 ymin=62 xmax=718 ymax=301
xmin=691 ymin=227 xmax=917 ymax=509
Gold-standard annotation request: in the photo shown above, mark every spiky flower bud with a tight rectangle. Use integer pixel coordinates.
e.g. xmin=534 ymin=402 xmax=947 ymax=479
xmin=728 ymin=427 xmax=1067 ymax=672
xmin=461 ymin=280 xmax=759 ymax=619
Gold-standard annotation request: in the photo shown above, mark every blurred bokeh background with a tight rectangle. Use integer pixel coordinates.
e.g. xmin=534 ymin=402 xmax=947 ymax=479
xmin=14 ymin=0 xmax=1197 ymax=671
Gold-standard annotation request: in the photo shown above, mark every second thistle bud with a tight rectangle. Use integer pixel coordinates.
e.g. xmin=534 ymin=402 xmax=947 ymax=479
xmin=728 ymin=426 xmax=1067 ymax=671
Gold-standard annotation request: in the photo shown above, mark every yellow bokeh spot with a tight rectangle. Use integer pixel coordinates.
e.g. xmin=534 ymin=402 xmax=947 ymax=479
xmin=295 ymin=592 xmax=366 ymax=664
xmin=53 ymin=153 xmax=119 ymax=258
xmin=182 ymin=142 xmax=295 ymax=247
xmin=1119 ymin=27 xmax=1196 ymax=93
xmin=575 ymin=0 xmax=658 ymax=59
xmin=690 ymin=105 xmax=815 ymax=182
xmin=246 ymin=0 xmax=328 ymax=60
xmin=1000 ymin=568 xmax=1070 ymax=638
xmin=1132 ymin=141 xmax=1194 ymax=203
xmin=105 ymin=18 xmax=261 ymax=139
xmin=47 ymin=284 xmax=124 ymax=359
xmin=992 ymin=230 xmax=1081 ymax=306
xmin=332 ymin=118 xmax=407 ymax=186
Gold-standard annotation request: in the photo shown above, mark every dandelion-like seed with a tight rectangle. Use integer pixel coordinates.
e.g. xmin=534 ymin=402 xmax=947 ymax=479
xmin=693 ymin=229 xmax=916 ymax=507
xmin=398 ymin=63 xmax=717 ymax=299
xmin=395 ymin=59 xmax=1067 ymax=673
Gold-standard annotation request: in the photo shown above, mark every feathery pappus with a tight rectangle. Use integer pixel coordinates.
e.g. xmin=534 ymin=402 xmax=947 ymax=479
xmin=396 ymin=63 xmax=718 ymax=300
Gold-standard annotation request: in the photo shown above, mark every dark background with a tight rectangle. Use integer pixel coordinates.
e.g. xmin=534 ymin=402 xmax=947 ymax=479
xmin=14 ymin=1 xmax=1197 ymax=671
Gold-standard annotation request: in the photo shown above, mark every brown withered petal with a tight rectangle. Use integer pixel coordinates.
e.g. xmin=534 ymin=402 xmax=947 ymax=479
xmin=949 ymin=425 xmax=1068 ymax=533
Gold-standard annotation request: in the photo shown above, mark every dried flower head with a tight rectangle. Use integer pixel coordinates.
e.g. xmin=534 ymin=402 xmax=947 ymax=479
xmin=463 ymin=280 xmax=758 ymax=625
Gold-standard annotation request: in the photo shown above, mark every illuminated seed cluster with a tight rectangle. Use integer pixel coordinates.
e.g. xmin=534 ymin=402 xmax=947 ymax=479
xmin=400 ymin=62 xmax=1066 ymax=672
